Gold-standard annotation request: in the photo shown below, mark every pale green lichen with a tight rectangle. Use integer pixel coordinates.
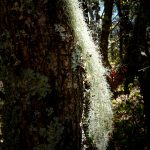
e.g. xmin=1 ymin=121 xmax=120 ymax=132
xmin=64 ymin=0 xmax=113 ymax=149
xmin=71 ymin=45 xmax=82 ymax=71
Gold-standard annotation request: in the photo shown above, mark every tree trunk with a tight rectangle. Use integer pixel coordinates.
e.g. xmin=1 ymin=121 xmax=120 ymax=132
xmin=123 ymin=0 xmax=150 ymax=148
xmin=100 ymin=0 xmax=114 ymax=68
xmin=0 ymin=0 xmax=83 ymax=149
xmin=115 ymin=0 xmax=132 ymax=63
xmin=138 ymin=0 xmax=150 ymax=148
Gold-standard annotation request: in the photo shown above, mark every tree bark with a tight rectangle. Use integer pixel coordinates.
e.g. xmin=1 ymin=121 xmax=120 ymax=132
xmin=115 ymin=0 xmax=132 ymax=63
xmin=100 ymin=0 xmax=114 ymax=68
xmin=0 ymin=0 xmax=83 ymax=149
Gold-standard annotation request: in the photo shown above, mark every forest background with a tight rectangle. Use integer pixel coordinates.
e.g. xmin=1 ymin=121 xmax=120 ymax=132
xmin=0 ymin=0 xmax=150 ymax=150
xmin=83 ymin=0 xmax=150 ymax=149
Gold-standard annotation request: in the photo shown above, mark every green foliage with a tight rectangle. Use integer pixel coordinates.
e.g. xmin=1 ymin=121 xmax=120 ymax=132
xmin=108 ymin=82 xmax=147 ymax=149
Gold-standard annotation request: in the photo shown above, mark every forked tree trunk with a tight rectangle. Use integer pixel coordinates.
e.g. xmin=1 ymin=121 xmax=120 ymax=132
xmin=0 ymin=0 xmax=83 ymax=149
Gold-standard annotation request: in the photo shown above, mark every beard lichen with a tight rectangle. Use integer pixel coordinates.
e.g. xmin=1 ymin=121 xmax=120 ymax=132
xmin=64 ymin=0 xmax=113 ymax=149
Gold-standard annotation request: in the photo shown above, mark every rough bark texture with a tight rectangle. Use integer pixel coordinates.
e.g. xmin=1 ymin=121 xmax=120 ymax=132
xmin=100 ymin=0 xmax=114 ymax=68
xmin=0 ymin=0 xmax=83 ymax=150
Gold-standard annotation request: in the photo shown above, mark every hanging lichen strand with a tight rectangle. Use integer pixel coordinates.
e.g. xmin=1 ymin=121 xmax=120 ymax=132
xmin=64 ymin=0 xmax=113 ymax=149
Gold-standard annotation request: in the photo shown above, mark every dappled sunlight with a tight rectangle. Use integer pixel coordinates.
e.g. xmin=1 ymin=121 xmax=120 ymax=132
xmin=65 ymin=0 xmax=113 ymax=149
xmin=108 ymin=80 xmax=146 ymax=149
